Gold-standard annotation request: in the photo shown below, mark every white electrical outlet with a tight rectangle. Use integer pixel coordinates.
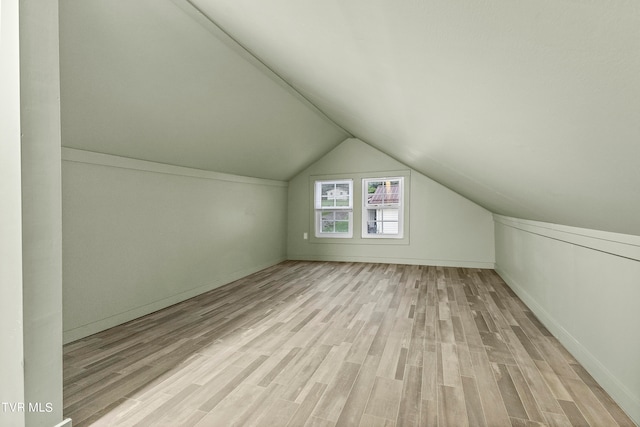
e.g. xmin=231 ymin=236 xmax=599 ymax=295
xmin=303 ymin=232 xmax=308 ymax=240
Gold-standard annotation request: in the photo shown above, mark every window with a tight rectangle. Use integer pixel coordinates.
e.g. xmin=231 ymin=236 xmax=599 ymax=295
xmin=314 ymin=179 xmax=353 ymax=238
xmin=362 ymin=177 xmax=403 ymax=238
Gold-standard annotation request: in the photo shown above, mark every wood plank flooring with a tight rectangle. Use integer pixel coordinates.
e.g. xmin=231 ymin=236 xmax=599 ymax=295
xmin=63 ymin=261 xmax=636 ymax=426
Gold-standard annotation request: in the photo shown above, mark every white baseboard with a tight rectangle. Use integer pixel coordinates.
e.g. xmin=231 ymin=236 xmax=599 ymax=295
xmin=288 ymin=254 xmax=495 ymax=269
xmin=53 ymin=418 xmax=72 ymax=427
xmin=496 ymin=266 xmax=640 ymax=425
xmin=63 ymin=258 xmax=286 ymax=343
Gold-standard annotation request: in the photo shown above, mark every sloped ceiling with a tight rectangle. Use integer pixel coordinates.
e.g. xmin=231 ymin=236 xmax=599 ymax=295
xmin=60 ymin=0 xmax=640 ymax=235
xmin=58 ymin=0 xmax=349 ymax=181
xmin=187 ymin=0 xmax=640 ymax=236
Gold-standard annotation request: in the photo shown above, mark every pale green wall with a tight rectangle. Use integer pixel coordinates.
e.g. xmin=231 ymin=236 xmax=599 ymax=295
xmin=495 ymin=216 xmax=640 ymax=424
xmin=0 ymin=1 xmax=27 ymax=424
xmin=62 ymin=149 xmax=288 ymax=343
xmin=287 ymin=138 xmax=495 ymax=267
xmin=1 ymin=0 xmax=65 ymax=426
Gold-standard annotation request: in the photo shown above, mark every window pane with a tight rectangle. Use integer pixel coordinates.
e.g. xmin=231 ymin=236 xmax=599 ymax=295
xmin=320 ymin=211 xmax=351 ymax=234
xmin=333 ymin=183 xmax=350 ymax=207
xmin=321 ymin=183 xmax=335 ymax=195
xmin=320 ymin=184 xmax=335 ymax=208
xmin=321 ymin=211 xmax=333 ymax=232
xmin=335 ymin=183 xmax=350 ymax=194
xmin=315 ymin=179 xmax=353 ymax=238
xmin=378 ymin=209 xmax=399 ymax=221
xmin=362 ymin=177 xmax=403 ymax=239
xmin=322 ymin=220 xmax=335 ymax=232
xmin=366 ymin=180 xmax=400 ymax=205
xmin=382 ymin=222 xmax=399 ymax=234
xmin=335 ymin=211 xmax=349 ymax=221
xmin=366 ymin=181 xmax=383 ymax=204
xmin=320 ymin=196 xmax=332 ymax=208
xmin=366 ymin=220 xmax=400 ymax=235
xmin=335 ymin=221 xmax=350 ymax=233
xmin=364 ymin=208 xmax=400 ymax=235
xmin=321 ymin=211 xmax=335 ymax=220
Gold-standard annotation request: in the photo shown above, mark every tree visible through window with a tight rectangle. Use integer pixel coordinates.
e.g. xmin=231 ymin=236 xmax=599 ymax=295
xmin=314 ymin=180 xmax=353 ymax=238
xmin=363 ymin=177 xmax=403 ymax=238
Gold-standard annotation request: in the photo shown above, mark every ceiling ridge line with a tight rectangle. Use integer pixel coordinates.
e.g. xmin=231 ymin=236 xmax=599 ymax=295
xmin=168 ymin=0 xmax=353 ymax=139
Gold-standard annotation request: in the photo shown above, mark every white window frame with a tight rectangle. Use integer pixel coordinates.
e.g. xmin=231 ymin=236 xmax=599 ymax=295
xmin=314 ymin=179 xmax=353 ymax=238
xmin=362 ymin=177 xmax=404 ymax=239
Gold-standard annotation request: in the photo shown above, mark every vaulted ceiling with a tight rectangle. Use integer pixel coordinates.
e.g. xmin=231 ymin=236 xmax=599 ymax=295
xmin=59 ymin=0 xmax=349 ymax=180
xmin=60 ymin=0 xmax=640 ymax=235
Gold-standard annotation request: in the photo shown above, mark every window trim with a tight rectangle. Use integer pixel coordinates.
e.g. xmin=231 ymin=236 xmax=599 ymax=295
xmin=314 ymin=179 xmax=353 ymax=238
xmin=308 ymin=170 xmax=410 ymax=246
xmin=361 ymin=177 xmax=404 ymax=239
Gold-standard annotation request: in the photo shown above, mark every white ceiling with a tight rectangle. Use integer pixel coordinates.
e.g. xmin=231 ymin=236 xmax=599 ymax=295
xmin=60 ymin=0 xmax=640 ymax=235
xmin=189 ymin=0 xmax=640 ymax=235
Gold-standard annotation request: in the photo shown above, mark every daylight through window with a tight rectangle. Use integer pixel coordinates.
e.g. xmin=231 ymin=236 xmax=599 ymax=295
xmin=314 ymin=180 xmax=353 ymax=238
xmin=362 ymin=177 xmax=403 ymax=238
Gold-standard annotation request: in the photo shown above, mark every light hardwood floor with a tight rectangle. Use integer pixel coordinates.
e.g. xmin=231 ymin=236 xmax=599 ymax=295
xmin=63 ymin=261 xmax=636 ymax=426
